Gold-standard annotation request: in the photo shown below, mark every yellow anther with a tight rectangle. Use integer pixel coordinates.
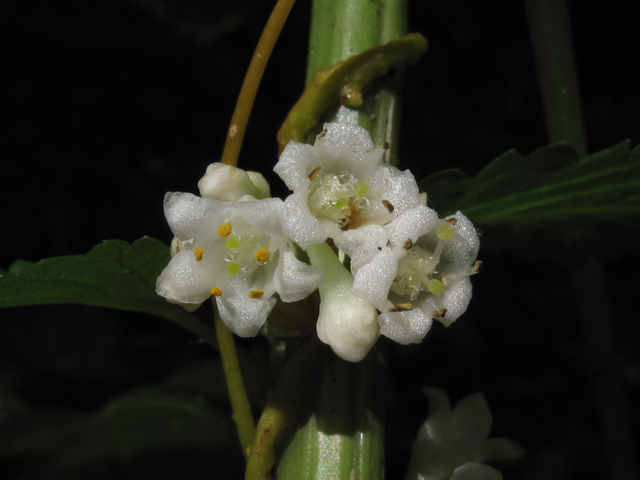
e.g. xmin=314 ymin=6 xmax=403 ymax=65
xmin=194 ymin=247 xmax=204 ymax=261
xmin=218 ymin=222 xmax=232 ymax=237
xmin=254 ymin=247 xmax=271 ymax=264
xmin=210 ymin=286 xmax=222 ymax=296
xmin=249 ymin=289 xmax=264 ymax=299
xmin=437 ymin=224 xmax=454 ymax=240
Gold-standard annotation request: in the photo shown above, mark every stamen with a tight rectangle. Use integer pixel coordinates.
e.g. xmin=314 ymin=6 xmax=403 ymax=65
xmin=380 ymin=141 xmax=390 ymax=150
xmin=218 ymin=222 xmax=232 ymax=237
xmin=474 ymin=260 xmax=483 ymax=273
xmin=194 ymin=247 xmax=204 ymax=261
xmin=432 ymin=308 xmax=448 ymax=319
xmin=210 ymin=286 xmax=222 ymax=296
xmin=404 ymin=239 xmax=413 ymax=250
xmin=355 ymin=182 xmax=369 ymax=197
xmin=316 ymin=129 xmax=327 ymax=139
xmin=427 ymin=279 xmax=445 ymax=295
xmin=445 ymin=217 xmax=458 ymax=225
xmin=255 ymin=247 xmax=271 ymax=264
xmin=225 ymin=237 xmax=240 ymax=250
xmin=308 ymin=166 xmax=322 ymax=181
xmin=437 ymin=224 xmax=454 ymax=240
xmin=382 ymin=199 xmax=395 ymax=213
xmin=249 ymin=289 xmax=264 ymax=299
xmin=389 ymin=303 xmax=414 ymax=312
xmin=227 ymin=262 xmax=241 ymax=275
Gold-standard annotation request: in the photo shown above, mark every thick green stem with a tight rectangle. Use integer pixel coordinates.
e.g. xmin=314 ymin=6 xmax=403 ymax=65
xmin=274 ymin=1 xmax=409 ymax=479
xmin=526 ymin=2 xmax=638 ymax=479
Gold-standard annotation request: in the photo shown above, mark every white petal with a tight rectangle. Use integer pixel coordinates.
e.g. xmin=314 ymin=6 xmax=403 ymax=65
xmin=416 ymin=276 xmax=472 ymax=327
xmin=164 ymin=192 xmax=230 ymax=240
xmin=155 ymin=249 xmax=217 ymax=306
xmin=217 ymin=290 xmax=276 ymax=337
xmin=351 ymin=246 xmax=398 ymax=309
xmin=367 ymin=164 xmax=422 ymax=215
xmin=386 ymin=204 xmax=439 ymax=257
xmin=282 ymin=194 xmax=328 ymax=249
xmin=378 ymin=309 xmax=432 ymax=345
xmin=274 ymin=250 xmax=323 ymax=303
xmin=274 ymin=142 xmax=317 ymax=191
xmin=450 ymin=463 xmax=503 ymax=480
xmin=441 ymin=212 xmax=480 ymax=267
xmin=334 ymin=224 xmax=388 ymax=271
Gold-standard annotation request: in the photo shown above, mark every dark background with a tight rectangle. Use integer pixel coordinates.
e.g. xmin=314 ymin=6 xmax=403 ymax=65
xmin=1 ymin=0 xmax=639 ymax=479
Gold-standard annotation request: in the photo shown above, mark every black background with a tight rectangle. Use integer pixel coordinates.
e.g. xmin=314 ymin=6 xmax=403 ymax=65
xmin=1 ymin=0 xmax=639 ymax=478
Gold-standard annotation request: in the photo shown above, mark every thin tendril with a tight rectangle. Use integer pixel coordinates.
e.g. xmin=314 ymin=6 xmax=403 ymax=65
xmin=220 ymin=0 xmax=298 ymax=167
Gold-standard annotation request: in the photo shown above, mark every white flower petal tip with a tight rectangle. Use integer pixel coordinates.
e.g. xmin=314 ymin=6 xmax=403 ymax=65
xmin=198 ymin=162 xmax=270 ymax=201
xmin=156 ymin=193 xmax=320 ymax=337
xmin=404 ymin=389 xmax=524 ymax=480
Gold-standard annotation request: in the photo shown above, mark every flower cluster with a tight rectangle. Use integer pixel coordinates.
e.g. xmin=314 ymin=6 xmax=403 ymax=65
xmin=156 ymin=122 xmax=480 ymax=361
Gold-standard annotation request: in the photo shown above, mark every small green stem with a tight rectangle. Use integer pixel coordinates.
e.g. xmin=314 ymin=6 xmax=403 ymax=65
xmin=525 ymin=0 xmax=587 ymax=157
xmin=213 ymin=304 xmax=255 ymax=459
xmin=526 ymin=2 xmax=638 ymax=479
xmin=220 ymin=0 xmax=297 ymax=167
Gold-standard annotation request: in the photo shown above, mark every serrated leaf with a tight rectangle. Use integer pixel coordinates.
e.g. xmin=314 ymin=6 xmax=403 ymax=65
xmin=0 ymin=237 xmax=217 ymax=347
xmin=420 ymin=142 xmax=640 ymax=262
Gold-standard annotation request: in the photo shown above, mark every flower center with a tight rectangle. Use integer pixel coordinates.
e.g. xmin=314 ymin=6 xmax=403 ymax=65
xmin=391 ymin=223 xmax=455 ymax=301
xmin=218 ymin=218 xmax=272 ymax=276
xmin=307 ymin=169 xmax=369 ymax=230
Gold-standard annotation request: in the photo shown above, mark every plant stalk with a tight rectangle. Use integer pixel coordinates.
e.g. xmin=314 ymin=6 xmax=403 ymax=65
xmin=526 ymin=2 xmax=638 ymax=479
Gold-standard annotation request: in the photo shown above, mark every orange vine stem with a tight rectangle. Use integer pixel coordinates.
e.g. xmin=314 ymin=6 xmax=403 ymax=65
xmin=220 ymin=0 xmax=298 ymax=167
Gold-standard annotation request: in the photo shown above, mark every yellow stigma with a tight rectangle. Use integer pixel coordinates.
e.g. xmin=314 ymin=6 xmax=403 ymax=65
xmin=437 ymin=224 xmax=454 ymax=240
xmin=255 ymin=247 xmax=271 ymax=264
xmin=210 ymin=286 xmax=222 ymax=296
xmin=194 ymin=247 xmax=204 ymax=261
xmin=249 ymin=289 xmax=264 ymax=299
xmin=227 ymin=262 xmax=241 ymax=275
xmin=355 ymin=182 xmax=369 ymax=197
xmin=218 ymin=222 xmax=232 ymax=237
xmin=225 ymin=237 xmax=240 ymax=250
xmin=428 ymin=279 xmax=446 ymax=295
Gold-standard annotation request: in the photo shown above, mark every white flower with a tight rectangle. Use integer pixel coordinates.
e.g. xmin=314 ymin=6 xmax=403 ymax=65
xmin=405 ymin=389 xmax=525 ymax=480
xmin=156 ymin=192 xmax=322 ymax=337
xmin=274 ymin=122 xmax=431 ymax=253
xmin=198 ymin=162 xmax=270 ymax=201
xmin=354 ymin=211 xmax=480 ymax=345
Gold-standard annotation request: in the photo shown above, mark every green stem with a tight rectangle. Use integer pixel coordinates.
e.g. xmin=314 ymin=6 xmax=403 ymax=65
xmin=526 ymin=2 xmax=638 ymax=479
xmin=274 ymin=1 xmax=409 ymax=479
xmin=525 ymin=0 xmax=587 ymax=157
xmin=213 ymin=306 xmax=255 ymax=459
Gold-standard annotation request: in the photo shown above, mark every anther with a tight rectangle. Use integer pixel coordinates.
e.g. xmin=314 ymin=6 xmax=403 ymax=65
xmin=432 ymin=308 xmax=448 ymax=319
xmin=382 ymin=199 xmax=395 ymax=213
xmin=404 ymin=239 xmax=413 ymax=250
xmin=249 ymin=289 xmax=264 ymax=299
xmin=445 ymin=217 xmax=458 ymax=225
xmin=218 ymin=222 xmax=232 ymax=237
xmin=389 ymin=303 xmax=413 ymax=312
xmin=380 ymin=141 xmax=390 ymax=150
xmin=255 ymin=247 xmax=271 ymax=264
xmin=210 ymin=286 xmax=222 ymax=296
xmin=316 ymin=129 xmax=327 ymax=139
xmin=194 ymin=247 xmax=204 ymax=261
xmin=473 ymin=260 xmax=483 ymax=273
xmin=308 ymin=166 xmax=322 ymax=181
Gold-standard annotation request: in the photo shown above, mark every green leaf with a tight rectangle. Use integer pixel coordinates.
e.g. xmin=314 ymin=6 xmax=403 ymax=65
xmin=420 ymin=142 xmax=640 ymax=262
xmin=0 ymin=237 xmax=218 ymax=348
